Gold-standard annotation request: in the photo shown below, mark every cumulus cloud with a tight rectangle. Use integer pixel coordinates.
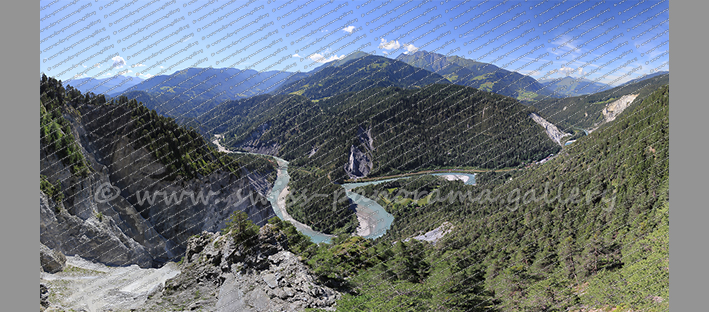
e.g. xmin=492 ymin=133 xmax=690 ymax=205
xmin=308 ymin=53 xmax=345 ymax=63
xmin=342 ymin=26 xmax=355 ymax=33
xmin=403 ymin=43 xmax=419 ymax=54
xmin=559 ymin=66 xmax=582 ymax=76
xmin=133 ymin=63 xmax=146 ymax=68
xmin=293 ymin=54 xmax=301 ymax=58
xmin=111 ymin=56 xmax=126 ymax=68
xmin=379 ymin=38 xmax=401 ymax=50
xmin=138 ymin=72 xmax=154 ymax=79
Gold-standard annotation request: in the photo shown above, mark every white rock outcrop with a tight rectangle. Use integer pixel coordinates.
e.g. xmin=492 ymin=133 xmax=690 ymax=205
xmin=602 ymin=94 xmax=639 ymax=123
xmin=529 ymin=113 xmax=571 ymax=146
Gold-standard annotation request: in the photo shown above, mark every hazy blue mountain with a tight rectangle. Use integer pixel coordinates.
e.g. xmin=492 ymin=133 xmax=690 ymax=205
xmin=108 ymin=68 xmax=302 ymax=118
xmin=538 ymin=76 xmax=611 ymax=97
xmin=64 ymin=75 xmax=143 ymax=95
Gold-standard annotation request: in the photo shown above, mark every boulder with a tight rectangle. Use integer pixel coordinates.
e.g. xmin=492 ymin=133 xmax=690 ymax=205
xmin=40 ymin=243 xmax=66 ymax=273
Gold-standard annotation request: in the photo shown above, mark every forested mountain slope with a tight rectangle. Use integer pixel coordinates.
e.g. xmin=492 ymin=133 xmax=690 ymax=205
xmin=204 ymin=84 xmax=561 ymax=182
xmin=337 ymin=84 xmax=669 ymax=311
xmin=40 ymin=74 xmax=276 ymax=267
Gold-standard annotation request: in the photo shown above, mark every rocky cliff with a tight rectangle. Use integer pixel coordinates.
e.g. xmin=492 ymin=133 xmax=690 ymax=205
xmin=138 ymin=224 xmax=340 ymax=311
xmin=602 ymin=94 xmax=639 ymax=123
xmin=344 ymin=126 xmax=375 ymax=179
xmin=529 ymin=113 xmax=571 ymax=146
xmin=344 ymin=145 xmax=373 ymax=179
xmin=41 ymin=103 xmax=276 ymax=268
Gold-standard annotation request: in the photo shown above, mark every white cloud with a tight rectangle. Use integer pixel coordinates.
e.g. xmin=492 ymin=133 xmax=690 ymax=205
xmin=138 ymin=72 xmax=154 ymax=79
xmin=559 ymin=66 xmax=582 ymax=76
xmin=379 ymin=38 xmax=401 ymax=50
xmin=133 ymin=63 xmax=146 ymax=67
xmin=82 ymin=64 xmax=87 ymax=68
xmin=104 ymin=72 xmax=113 ymax=77
xmin=342 ymin=26 xmax=355 ymax=33
xmin=403 ymin=43 xmax=419 ymax=54
xmin=308 ymin=53 xmax=345 ymax=63
xmin=382 ymin=51 xmax=389 ymax=55
xmin=160 ymin=66 xmax=164 ymax=69
xmin=293 ymin=54 xmax=301 ymax=58
xmin=111 ymin=56 xmax=126 ymax=68
xmin=94 ymin=63 xmax=101 ymax=68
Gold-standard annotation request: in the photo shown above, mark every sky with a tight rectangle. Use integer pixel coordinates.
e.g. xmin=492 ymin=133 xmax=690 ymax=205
xmin=40 ymin=0 xmax=669 ymax=86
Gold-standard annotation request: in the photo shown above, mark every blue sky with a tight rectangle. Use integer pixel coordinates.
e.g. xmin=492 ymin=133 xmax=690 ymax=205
xmin=40 ymin=0 xmax=669 ymax=86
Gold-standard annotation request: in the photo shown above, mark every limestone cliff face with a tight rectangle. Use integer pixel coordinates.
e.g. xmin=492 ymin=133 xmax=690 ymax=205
xmin=40 ymin=104 xmax=275 ymax=268
xmin=529 ymin=113 xmax=571 ymax=146
xmin=138 ymin=225 xmax=340 ymax=312
xmin=345 ymin=145 xmax=373 ymax=179
xmin=602 ymin=94 xmax=639 ymax=123
xmin=345 ymin=126 xmax=375 ymax=179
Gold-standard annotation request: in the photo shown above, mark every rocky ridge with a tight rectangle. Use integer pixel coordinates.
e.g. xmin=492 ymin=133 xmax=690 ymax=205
xmin=138 ymin=224 xmax=340 ymax=311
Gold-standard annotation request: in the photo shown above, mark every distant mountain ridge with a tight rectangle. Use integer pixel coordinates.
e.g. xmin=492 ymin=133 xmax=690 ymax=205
xmin=64 ymin=75 xmax=143 ymax=95
xmin=538 ymin=76 xmax=611 ymax=97
xmin=396 ymin=50 xmax=552 ymax=101
xmin=274 ymin=54 xmax=449 ymax=100
xmin=618 ymin=71 xmax=669 ymax=87
xmin=107 ymin=67 xmax=303 ymax=118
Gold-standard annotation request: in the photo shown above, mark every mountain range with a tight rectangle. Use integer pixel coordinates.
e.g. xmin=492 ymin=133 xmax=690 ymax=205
xmin=64 ymin=75 xmax=143 ymax=95
xmin=61 ymin=52 xmax=664 ymax=126
xmin=538 ymin=76 xmax=611 ymax=97
xmin=396 ymin=50 xmax=554 ymax=101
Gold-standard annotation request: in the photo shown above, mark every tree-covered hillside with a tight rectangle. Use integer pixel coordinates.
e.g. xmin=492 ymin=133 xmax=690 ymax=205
xmin=322 ymin=84 xmax=670 ymax=311
xmin=40 ymin=74 xmax=275 ymax=183
xmin=203 ymin=84 xmax=561 ymax=182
